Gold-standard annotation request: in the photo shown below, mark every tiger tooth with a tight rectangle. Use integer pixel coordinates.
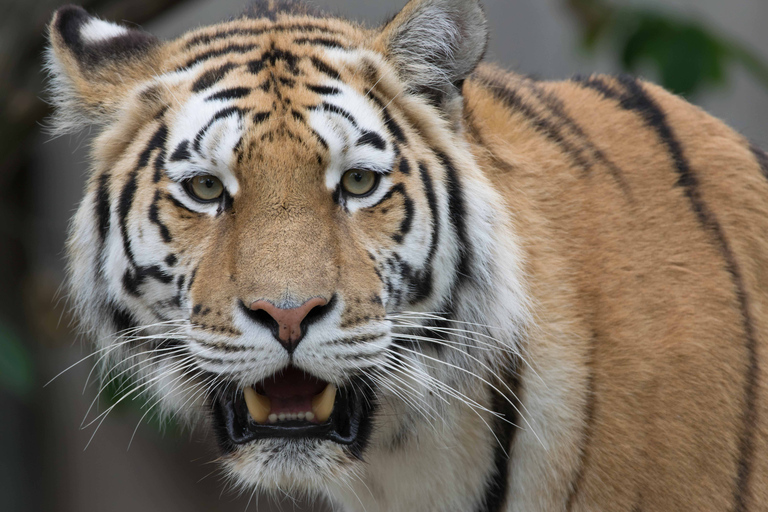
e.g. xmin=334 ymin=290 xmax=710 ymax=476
xmin=311 ymin=384 xmax=337 ymax=423
xmin=243 ymin=387 xmax=271 ymax=424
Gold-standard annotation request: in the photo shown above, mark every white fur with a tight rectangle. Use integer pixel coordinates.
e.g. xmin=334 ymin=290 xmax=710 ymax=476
xmin=79 ymin=18 xmax=129 ymax=43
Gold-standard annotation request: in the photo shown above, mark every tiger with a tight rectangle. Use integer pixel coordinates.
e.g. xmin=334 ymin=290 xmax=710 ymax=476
xmin=45 ymin=0 xmax=768 ymax=510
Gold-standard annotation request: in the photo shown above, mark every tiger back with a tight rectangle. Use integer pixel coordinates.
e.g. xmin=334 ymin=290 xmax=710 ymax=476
xmin=46 ymin=0 xmax=768 ymax=511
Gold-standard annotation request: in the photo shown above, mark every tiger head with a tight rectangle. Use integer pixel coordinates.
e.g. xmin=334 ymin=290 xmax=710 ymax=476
xmin=47 ymin=0 xmax=529 ymax=496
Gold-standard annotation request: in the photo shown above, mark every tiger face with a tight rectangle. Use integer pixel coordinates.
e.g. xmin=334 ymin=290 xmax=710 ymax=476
xmin=49 ymin=0 xmax=529 ymax=497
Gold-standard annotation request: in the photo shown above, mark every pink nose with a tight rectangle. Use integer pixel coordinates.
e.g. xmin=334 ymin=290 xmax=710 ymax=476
xmin=249 ymin=297 xmax=329 ymax=352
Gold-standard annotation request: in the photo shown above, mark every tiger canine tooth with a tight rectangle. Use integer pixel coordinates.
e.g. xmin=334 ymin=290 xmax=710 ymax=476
xmin=243 ymin=387 xmax=271 ymax=424
xmin=311 ymin=384 xmax=337 ymax=423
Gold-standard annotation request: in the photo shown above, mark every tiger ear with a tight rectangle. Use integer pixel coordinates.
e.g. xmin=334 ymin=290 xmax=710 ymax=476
xmin=375 ymin=0 xmax=488 ymax=109
xmin=45 ymin=5 xmax=161 ymax=134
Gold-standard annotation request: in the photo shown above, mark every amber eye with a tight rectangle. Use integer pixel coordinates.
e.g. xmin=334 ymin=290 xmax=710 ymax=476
xmin=186 ymin=175 xmax=224 ymax=202
xmin=340 ymin=169 xmax=378 ymax=197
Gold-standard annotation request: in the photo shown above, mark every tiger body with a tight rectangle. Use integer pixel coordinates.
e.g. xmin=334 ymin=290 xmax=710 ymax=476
xmin=46 ymin=0 xmax=768 ymax=511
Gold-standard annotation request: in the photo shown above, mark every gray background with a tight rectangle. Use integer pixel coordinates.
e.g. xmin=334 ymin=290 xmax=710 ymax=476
xmin=14 ymin=0 xmax=768 ymax=511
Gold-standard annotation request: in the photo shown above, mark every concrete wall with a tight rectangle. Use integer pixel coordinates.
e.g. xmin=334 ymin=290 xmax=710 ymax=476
xmin=31 ymin=1 xmax=766 ymax=511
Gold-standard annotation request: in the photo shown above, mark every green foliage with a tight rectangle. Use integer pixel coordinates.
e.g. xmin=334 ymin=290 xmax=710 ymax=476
xmin=567 ymin=0 xmax=768 ymax=97
xmin=0 ymin=319 xmax=34 ymax=400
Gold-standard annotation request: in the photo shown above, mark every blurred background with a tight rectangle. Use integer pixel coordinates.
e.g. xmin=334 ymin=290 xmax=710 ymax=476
xmin=1 ymin=0 xmax=766 ymax=510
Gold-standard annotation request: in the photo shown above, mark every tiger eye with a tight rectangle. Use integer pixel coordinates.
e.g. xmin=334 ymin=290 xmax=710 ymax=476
xmin=341 ymin=169 xmax=377 ymax=196
xmin=187 ymin=175 xmax=224 ymax=202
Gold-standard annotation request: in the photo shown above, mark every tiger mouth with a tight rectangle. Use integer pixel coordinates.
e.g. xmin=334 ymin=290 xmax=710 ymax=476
xmin=213 ymin=366 xmax=370 ymax=446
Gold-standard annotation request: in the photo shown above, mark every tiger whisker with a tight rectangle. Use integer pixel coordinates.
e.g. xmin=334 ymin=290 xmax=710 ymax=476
xmin=83 ymin=344 xmax=191 ymax=424
xmin=82 ymin=353 xmax=199 ymax=433
xmin=381 ymin=347 xmax=505 ymax=420
xmin=127 ymin=367 xmax=210 ymax=450
xmin=389 ymin=342 xmax=537 ymax=442
xmin=81 ymin=348 xmax=191 ymax=430
xmin=83 ymin=329 xmax=190 ymax=392
xmin=44 ymin=325 xmax=188 ymax=388
xmin=380 ymin=347 xmax=513 ymax=454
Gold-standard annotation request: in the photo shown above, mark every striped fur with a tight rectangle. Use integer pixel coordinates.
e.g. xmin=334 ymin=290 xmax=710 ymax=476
xmin=47 ymin=1 xmax=768 ymax=511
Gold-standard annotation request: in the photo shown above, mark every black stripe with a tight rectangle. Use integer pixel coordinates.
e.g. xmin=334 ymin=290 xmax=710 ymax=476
xmin=525 ymin=81 xmax=632 ymax=197
xmin=571 ymin=74 xmax=623 ymax=101
xmin=310 ymin=57 xmax=340 ymax=80
xmin=184 ymin=23 xmax=339 ymax=49
xmin=251 ymin=47 xmax=300 ymax=73
xmin=258 ymin=79 xmax=271 ymax=92
xmin=123 ymin=265 xmax=175 ymax=296
xmin=187 ymin=266 xmax=198 ymax=291
xmin=291 ymin=110 xmax=303 ymax=121
xmin=205 ymin=87 xmax=251 ymax=102
xmin=615 ymin=75 xmax=758 ymax=512
xmin=309 ymin=128 xmax=329 ymax=150
xmin=170 ymin=140 xmax=191 ymax=162
xmin=252 ymin=111 xmax=271 ymax=124
xmin=398 ymin=158 xmax=411 ymax=175
xmin=165 ymin=254 xmax=177 ymax=267
xmin=368 ymin=93 xmax=407 ymax=144
xmin=193 ymin=107 xmax=248 ymax=152
xmin=565 ymin=332 xmax=597 ymax=511
xmin=294 ymin=36 xmax=344 ymax=49
xmin=121 ymin=270 xmax=139 ymax=296
xmin=152 ymin=147 xmax=166 ymax=183
xmin=138 ymin=124 xmax=168 ymax=170
xmin=164 ymin=191 xmax=200 ymax=215
xmin=390 ymin=184 xmax=414 ymax=244
xmin=247 ymin=59 xmax=264 ymax=75
xmin=314 ymin=102 xmax=358 ymax=127
xmin=148 ymin=190 xmax=172 ymax=243
xmin=477 ymin=368 xmax=520 ymax=512
xmin=95 ymin=172 xmax=111 ymax=247
xmin=405 ymin=163 xmax=439 ymax=302
xmin=191 ymin=63 xmax=237 ymax=93
xmin=181 ymin=43 xmax=258 ymax=70
xmin=117 ymin=169 xmax=139 ymax=266
xmin=356 ymin=130 xmax=386 ymax=150
xmin=109 ymin=302 xmax=137 ymax=333
xmin=306 ymin=84 xmax=340 ymax=95
xmin=437 ymin=152 xmax=472 ymax=280
xmin=333 ymin=333 xmax=386 ymax=345
xmin=383 ymin=106 xmax=406 ymax=144
xmin=475 ymin=73 xmax=593 ymax=173
xmin=173 ymin=274 xmax=186 ymax=307
xmin=750 ymin=143 xmax=768 ymax=181
xmin=419 ymin=163 xmax=440 ymax=275
xmin=278 ymin=76 xmax=296 ymax=87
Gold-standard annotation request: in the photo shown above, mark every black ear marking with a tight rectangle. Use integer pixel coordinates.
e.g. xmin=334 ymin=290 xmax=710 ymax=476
xmin=52 ymin=5 xmax=158 ymax=68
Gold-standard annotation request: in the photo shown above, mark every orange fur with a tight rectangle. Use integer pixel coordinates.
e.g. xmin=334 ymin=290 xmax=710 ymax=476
xmin=47 ymin=2 xmax=768 ymax=510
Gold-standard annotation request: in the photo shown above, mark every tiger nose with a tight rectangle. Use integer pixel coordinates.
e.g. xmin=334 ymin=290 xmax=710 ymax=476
xmin=248 ymin=297 xmax=329 ymax=353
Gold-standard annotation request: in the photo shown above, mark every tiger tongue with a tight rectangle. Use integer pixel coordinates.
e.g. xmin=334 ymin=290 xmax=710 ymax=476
xmin=260 ymin=366 xmax=327 ymax=399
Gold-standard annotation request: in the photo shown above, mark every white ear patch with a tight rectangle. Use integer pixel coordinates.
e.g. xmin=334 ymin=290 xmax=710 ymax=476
xmin=80 ymin=18 xmax=129 ymax=43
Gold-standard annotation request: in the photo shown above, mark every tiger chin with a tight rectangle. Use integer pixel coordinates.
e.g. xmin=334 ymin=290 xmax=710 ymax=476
xmin=46 ymin=0 xmax=768 ymax=510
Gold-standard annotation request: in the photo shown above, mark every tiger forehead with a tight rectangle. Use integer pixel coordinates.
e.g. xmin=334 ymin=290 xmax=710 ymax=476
xmin=160 ymin=21 xmax=384 ymax=146
xmin=166 ymin=15 xmax=366 ymax=76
